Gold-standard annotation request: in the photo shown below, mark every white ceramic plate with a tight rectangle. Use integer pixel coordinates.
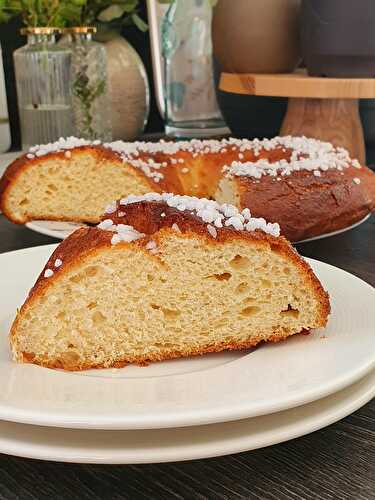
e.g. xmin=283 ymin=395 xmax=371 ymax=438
xmin=0 ymin=244 xmax=375 ymax=430
xmin=25 ymin=214 xmax=371 ymax=242
xmin=0 ymin=368 xmax=374 ymax=464
xmin=26 ymin=220 xmax=85 ymax=238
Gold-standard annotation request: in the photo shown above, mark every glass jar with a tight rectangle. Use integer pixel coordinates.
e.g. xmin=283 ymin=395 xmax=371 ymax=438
xmin=161 ymin=0 xmax=228 ymax=138
xmin=62 ymin=27 xmax=112 ymax=141
xmin=13 ymin=28 xmax=74 ymax=149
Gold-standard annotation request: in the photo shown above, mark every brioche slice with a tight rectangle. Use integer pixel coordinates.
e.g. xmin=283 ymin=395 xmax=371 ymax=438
xmin=0 ymin=142 xmax=157 ymax=224
xmin=10 ymin=194 xmax=330 ymax=371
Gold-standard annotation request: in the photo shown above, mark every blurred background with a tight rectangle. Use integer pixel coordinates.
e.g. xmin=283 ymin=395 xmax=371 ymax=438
xmin=1 ymin=0 xmax=375 ymax=164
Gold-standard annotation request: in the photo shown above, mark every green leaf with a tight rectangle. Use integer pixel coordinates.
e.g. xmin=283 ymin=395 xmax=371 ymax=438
xmin=131 ymin=12 xmax=148 ymax=32
xmin=97 ymin=4 xmax=126 ymax=22
xmin=158 ymin=0 xmax=217 ymax=5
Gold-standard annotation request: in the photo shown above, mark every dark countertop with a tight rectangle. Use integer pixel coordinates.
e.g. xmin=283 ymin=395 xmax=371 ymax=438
xmin=0 ymin=214 xmax=374 ymax=500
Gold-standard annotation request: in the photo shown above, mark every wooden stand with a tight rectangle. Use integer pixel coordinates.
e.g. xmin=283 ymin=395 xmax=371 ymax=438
xmin=219 ymin=70 xmax=375 ymax=164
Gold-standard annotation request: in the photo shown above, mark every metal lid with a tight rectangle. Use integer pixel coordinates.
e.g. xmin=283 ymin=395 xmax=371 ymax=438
xmin=62 ymin=27 xmax=97 ymax=34
xmin=20 ymin=27 xmax=61 ymax=35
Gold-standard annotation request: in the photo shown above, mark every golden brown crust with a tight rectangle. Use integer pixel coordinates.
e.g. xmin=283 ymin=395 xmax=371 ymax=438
xmin=17 ymin=328 xmax=309 ymax=371
xmin=236 ymin=165 xmax=375 ymax=241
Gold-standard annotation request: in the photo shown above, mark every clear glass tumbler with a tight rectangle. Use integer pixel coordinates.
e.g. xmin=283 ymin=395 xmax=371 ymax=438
xmin=63 ymin=27 xmax=112 ymax=141
xmin=13 ymin=28 xmax=74 ymax=149
xmin=162 ymin=0 xmax=228 ymax=138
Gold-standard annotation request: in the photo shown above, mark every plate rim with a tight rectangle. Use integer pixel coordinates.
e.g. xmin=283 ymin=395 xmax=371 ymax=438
xmin=0 ymin=367 xmax=374 ymax=464
xmin=0 ymin=244 xmax=374 ymax=430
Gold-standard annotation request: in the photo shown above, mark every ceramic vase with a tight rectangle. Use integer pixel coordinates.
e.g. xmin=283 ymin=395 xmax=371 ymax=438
xmin=212 ymin=0 xmax=301 ymax=74
xmin=103 ymin=37 xmax=150 ymax=141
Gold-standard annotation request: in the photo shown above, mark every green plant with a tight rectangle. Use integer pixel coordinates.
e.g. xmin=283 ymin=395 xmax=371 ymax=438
xmin=158 ymin=0 xmax=217 ymax=6
xmin=0 ymin=0 xmax=147 ymax=30
xmin=73 ymin=65 xmax=106 ymax=138
xmin=78 ymin=0 xmax=147 ymax=31
xmin=0 ymin=0 xmax=85 ymax=27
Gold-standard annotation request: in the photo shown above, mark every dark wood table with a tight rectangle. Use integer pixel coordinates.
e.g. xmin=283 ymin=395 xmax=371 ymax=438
xmin=0 ymin=214 xmax=374 ymax=500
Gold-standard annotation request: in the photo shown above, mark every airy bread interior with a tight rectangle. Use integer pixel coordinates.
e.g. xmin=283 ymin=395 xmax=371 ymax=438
xmin=215 ymin=177 xmax=240 ymax=206
xmin=4 ymin=150 xmax=153 ymax=223
xmin=10 ymin=231 xmax=328 ymax=370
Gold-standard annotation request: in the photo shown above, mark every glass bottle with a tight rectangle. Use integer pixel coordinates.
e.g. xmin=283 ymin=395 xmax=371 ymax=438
xmin=13 ymin=28 xmax=74 ymax=149
xmin=63 ymin=27 xmax=112 ymax=141
xmin=162 ymin=0 xmax=228 ymax=138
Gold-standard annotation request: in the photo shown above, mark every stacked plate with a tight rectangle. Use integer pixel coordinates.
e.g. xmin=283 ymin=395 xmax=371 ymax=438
xmin=0 ymin=244 xmax=374 ymax=464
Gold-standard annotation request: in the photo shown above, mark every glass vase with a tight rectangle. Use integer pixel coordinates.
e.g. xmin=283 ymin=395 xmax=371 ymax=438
xmin=13 ymin=28 xmax=74 ymax=149
xmin=63 ymin=27 xmax=112 ymax=141
xmin=161 ymin=0 xmax=228 ymax=138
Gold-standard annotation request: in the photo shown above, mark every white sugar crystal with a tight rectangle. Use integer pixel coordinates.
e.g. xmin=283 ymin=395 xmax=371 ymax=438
xmin=111 ymin=234 xmax=122 ymax=245
xmin=181 ymin=167 xmax=189 ymax=173
xmin=224 ymin=136 xmax=356 ymax=180
xmin=120 ymin=232 xmax=141 ymax=242
xmin=172 ymin=223 xmax=181 ymax=232
xmin=146 ymin=240 xmax=157 ymax=250
xmin=54 ymin=258 xmax=62 ymax=267
xmin=28 ymin=136 xmax=92 ymax=156
xmin=161 ymin=212 xmax=166 ymax=217
xmin=242 ymin=208 xmax=252 ymax=220
xmin=178 ymin=158 xmax=184 ymax=164
xmin=26 ymin=153 xmax=34 ymax=159
xmin=98 ymin=219 xmax=114 ymax=230
xmin=207 ymin=224 xmax=217 ymax=238
xmin=116 ymin=224 xmax=136 ymax=233
xmin=223 ymin=205 xmax=238 ymax=218
xmin=352 ymin=159 xmax=361 ymax=169
xmin=117 ymin=211 xmax=125 ymax=217
xmin=199 ymin=208 xmax=217 ymax=223
xmin=225 ymin=216 xmax=244 ymax=231
xmin=353 ymin=177 xmax=361 ymax=185
xmin=238 ymin=153 xmax=244 ymax=160
xmin=266 ymin=222 xmax=280 ymax=237
xmin=105 ymin=202 xmax=117 ymax=214
xmin=214 ymin=217 xmax=223 ymax=228
xmin=44 ymin=269 xmax=54 ymax=278
xmin=109 ymin=226 xmax=145 ymax=245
